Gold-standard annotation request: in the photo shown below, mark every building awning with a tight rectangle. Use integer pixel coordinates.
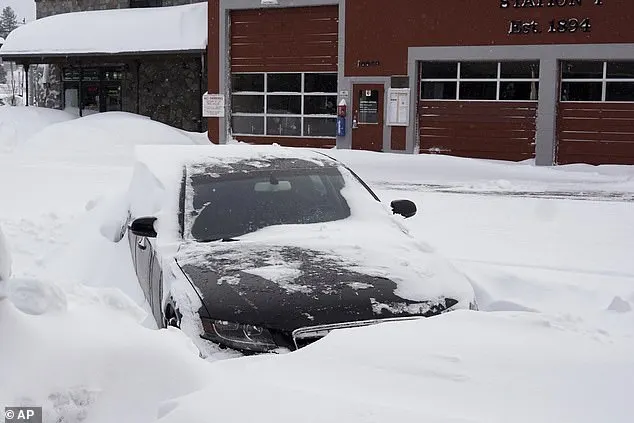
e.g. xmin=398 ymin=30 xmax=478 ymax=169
xmin=0 ymin=3 xmax=207 ymax=62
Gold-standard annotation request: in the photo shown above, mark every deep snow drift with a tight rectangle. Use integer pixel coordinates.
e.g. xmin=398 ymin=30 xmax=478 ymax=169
xmin=0 ymin=107 xmax=75 ymax=152
xmin=1 ymin=107 xmax=633 ymax=423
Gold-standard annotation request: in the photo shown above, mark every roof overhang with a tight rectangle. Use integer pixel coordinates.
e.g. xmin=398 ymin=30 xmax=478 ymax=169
xmin=0 ymin=49 xmax=205 ymax=64
xmin=0 ymin=3 xmax=208 ymax=63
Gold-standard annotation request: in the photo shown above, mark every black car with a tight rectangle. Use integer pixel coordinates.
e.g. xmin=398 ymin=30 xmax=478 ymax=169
xmin=123 ymin=145 xmax=475 ymax=354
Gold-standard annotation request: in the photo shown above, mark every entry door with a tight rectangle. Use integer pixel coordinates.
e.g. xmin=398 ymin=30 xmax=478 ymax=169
xmin=352 ymin=84 xmax=384 ymax=151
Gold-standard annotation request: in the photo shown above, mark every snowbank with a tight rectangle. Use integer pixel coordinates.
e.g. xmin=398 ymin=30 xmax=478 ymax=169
xmin=325 ymin=149 xmax=634 ymax=195
xmin=160 ymin=310 xmax=634 ymax=423
xmin=0 ymin=279 xmax=210 ymax=423
xmin=0 ymin=106 xmax=75 ymax=152
xmin=14 ymin=112 xmax=206 ymax=166
xmin=0 ymin=3 xmax=207 ymax=56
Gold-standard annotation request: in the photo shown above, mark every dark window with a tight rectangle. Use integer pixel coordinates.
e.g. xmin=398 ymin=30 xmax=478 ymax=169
xmin=460 ymin=62 xmax=497 ymax=79
xmin=304 ymin=95 xmax=336 ymax=115
xmin=500 ymin=82 xmax=539 ymax=101
xmin=562 ymin=61 xmax=603 ymax=79
xmin=62 ymin=67 xmax=123 ymax=114
xmin=422 ymin=82 xmax=457 ymax=100
xmin=231 ymin=95 xmax=264 ymax=114
xmin=459 ymin=82 xmax=496 ymax=100
xmin=607 ymin=62 xmax=634 ymax=79
xmin=304 ymin=118 xmax=337 ymax=137
xmin=305 ymin=73 xmax=337 ymax=93
xmin=267 ymin=95 xmax=301 ymax=115
xmin=501 ymin=61 xmax=540 ymax=79
xmin=266 ymin=116 xmax=301 ymax=136
xmin=606 ymin=83 xmax=634 ymax=101
xmin=358 ymin=90 xmax=379 ymax=124
xmin=420 ymin=61 xmax=539 ymax=101
xmin=561 ymin=61 xmax=634 ymax=102
xmin=231 ymin=72 xmax=336 ymax=137
xmin=268 ymin=73 xmax=301 ymax=92
xmin=232 ymin=74 xmax=264 ymax=92
xmin=561 ymin=82 xmax=603 ymax=102
xmin=421 ymin=62 xmax=458 ymax=79
xmin=130 ymin=0 xmax=162 ymax=7
xmin=232 ymin=116 xmax=264 ymax=135
xmin=189 ymin=166 xmax=351 ymax=241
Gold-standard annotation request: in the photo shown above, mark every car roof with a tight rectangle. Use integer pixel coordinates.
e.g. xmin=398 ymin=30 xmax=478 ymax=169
xmin=135 ymin=144 xmax=339 ymax=183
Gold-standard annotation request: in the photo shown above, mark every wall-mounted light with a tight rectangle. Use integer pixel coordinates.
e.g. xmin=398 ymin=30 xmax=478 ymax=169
xmin=261 ymin=0 xmax=279 ymax=5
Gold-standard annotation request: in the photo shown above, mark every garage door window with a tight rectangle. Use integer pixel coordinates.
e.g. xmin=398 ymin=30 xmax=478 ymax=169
xmin=231 ymin=72 xmax=337 ymax=138
xmin=421 ymin=61 xmax=539 ymax=101
xmin=561 ymin=61 xmax=634 ymax=102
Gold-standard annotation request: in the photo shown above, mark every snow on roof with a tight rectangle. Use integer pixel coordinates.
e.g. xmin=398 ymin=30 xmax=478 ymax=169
xmin=0 ymin=3 xmax=207 ymax=58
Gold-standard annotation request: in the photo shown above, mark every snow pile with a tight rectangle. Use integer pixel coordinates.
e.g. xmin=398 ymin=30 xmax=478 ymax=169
xmin=0 ymin=106 xmax=75 ymax=152
xmin=0 ymin=3 xmax=208 ymax=56
xmin=0 ymin=278 xmax=210 ymax=423
xmin=325 ymin=149 xmax=634 ymax=195
xmin=14 ymin=112 xmax=206 ymax=166
xmin=160 ymin=310 xmax=634 ymax=423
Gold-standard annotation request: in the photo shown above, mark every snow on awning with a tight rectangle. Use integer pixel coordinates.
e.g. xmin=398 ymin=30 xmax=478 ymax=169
xmin=0 ymin=3 xmax=207 ymax=60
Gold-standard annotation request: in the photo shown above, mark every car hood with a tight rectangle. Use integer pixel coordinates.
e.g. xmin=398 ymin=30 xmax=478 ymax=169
xmin=176 ymin=240 xmax=462 ymax=332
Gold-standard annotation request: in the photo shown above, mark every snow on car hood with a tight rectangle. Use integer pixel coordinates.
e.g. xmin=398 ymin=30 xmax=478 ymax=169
xmin=178 ymin=216 xmax=474 ymax=307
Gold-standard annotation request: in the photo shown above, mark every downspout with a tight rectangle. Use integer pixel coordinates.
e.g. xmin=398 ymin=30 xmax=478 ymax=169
xmin=199 ymin=52 xmax=204 ymax=133
xmin=78 ymin=65 xmax=83 ymax=117
xmin=135 ymin=60 xmax=140 ymax=114
xmin=24 ymin=63 xmax=29 ymax=106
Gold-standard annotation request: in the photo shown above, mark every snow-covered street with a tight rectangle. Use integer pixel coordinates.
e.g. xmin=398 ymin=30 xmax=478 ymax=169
xmin=1 ymin=107 xmax=633 ymax=423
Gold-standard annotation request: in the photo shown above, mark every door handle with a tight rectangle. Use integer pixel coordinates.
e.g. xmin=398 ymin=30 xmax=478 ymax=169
xmin=137 ymin=237 xmax=148 ymax=250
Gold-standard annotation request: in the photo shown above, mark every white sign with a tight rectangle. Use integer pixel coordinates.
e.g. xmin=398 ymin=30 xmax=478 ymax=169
xmin=202 ymin=93 xmax=225 ymax=118
xmin=387 ymin=88 xmax=410 ymax=126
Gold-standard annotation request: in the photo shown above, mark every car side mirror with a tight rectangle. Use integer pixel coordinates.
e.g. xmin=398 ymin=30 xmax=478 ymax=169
xmin=391 ymin=199 xmax=417 ymax=218
xmin=129 ymin=217 xmax=157 ymax=238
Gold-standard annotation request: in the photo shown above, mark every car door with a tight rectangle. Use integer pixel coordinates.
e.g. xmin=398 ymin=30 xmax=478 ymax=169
xmin=148 ymin=248 xmax=164 ymax=328
xmin=129 ymin=231 xmax=152 ymax=304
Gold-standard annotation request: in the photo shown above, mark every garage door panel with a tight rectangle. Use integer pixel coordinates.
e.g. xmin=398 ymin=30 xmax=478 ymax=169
xmin=557 ymin=103 xmax=634 ymax=165
xmin=560 ymin=118 xmax=634 ymax=133
xmin=420 ymin=136 xmax=535 ymax=154
xmin=421 ymin=118 xmax=537 ymax=131
xmin=559 ymin=131 xmax=634 ymax=143
xmin=558 ymin=140 xmax=634 ymax=157
xmin=231 ymin=6 xmax=338 ymax=73
xmin=419 ymin=101 xmax=537 ymax=161
xmin=232 ymin=41 xmax=337 ymax=58
xmin=421 ymin=103 xmax=537 ymax=117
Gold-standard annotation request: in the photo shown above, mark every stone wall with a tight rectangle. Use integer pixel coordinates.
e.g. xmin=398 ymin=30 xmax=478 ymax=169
xmin=35 ymin=0 xmax=205 ymax=19
xmin=122 ymin=56 xmax=207 ymax=132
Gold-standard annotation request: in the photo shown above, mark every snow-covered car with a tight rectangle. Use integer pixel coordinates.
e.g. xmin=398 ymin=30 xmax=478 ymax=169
xmin=122 ymin=145 xmax=476 ymax=353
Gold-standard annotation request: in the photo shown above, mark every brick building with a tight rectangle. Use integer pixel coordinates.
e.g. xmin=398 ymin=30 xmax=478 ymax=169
xmin=206 ymin=0 xmax=634 ymax=165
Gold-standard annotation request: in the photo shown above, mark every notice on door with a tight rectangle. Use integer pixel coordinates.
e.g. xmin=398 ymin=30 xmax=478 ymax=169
xmin=202 ymin=93 xmax=225 ymax=118
xmin=387 ymin=88 xmax=410 ymax=126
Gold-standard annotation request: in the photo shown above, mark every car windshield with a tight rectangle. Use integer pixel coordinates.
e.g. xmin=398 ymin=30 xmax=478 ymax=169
xmin=188 ymin=165 xmax=351 ymax=241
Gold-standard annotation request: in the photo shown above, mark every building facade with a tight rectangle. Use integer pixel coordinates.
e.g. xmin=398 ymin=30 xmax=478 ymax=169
xmin=207 ymin=0 xmax=634 ymax=165
xmin=9 ymin=0 xmax=208 ymax=132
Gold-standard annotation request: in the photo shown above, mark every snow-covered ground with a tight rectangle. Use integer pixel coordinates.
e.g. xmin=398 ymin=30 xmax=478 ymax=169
xmin=0 ymin=107 xmax=632 ymax=423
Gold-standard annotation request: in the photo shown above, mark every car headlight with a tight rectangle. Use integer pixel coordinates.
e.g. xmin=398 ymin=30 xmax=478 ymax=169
xmin=201 ymin=319 xmax=277 ymax=353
